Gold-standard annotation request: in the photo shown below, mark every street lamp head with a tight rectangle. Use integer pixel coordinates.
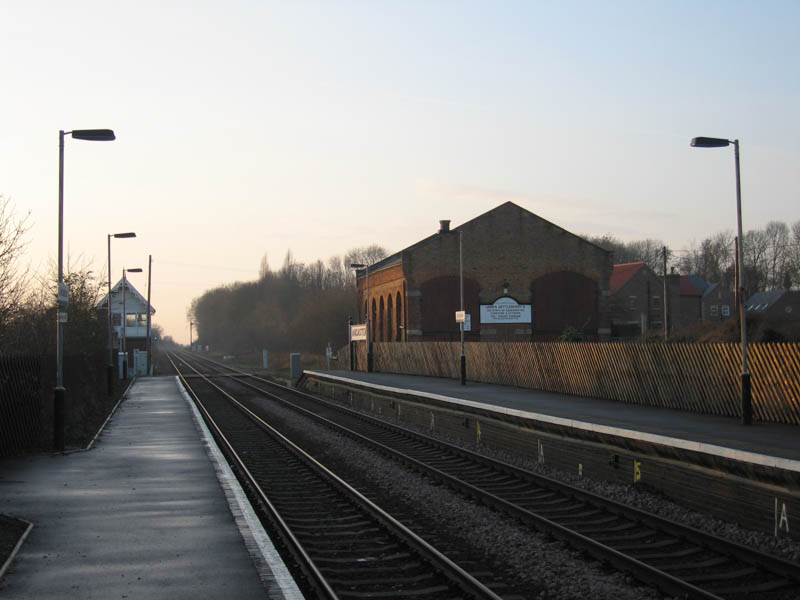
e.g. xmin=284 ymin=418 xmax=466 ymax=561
xmin=691 ymin=137 xmax=730 ymax=148
xmin=350 ymin=263 xmax=366 ymax=269
xmin=70 ymin=129 xmax=116 ymax=141
xmin=126 ymin=268 xmax=143 ymax=273
xmin=113 ymin=232 xmax=136 ymax=239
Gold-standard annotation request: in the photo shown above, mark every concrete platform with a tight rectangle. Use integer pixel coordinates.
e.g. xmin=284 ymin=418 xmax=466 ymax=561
xmin=302 ymin=370 xmax=800 ymax=538
xmin=0 ymin=376 xmax=301 ymax=599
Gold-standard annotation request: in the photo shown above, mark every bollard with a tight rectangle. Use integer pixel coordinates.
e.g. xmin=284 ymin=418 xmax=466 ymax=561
xmin=290 ymin=353 xmax=301 ymax=381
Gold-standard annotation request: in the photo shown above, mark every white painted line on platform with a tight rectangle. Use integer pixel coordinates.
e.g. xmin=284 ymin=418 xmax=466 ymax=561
xmin=176 ymin=377 xmax=304 ymax=600
xmin=308 ymin=371 xmax=800 ymax=474
xmin=0 ymin=518 xmax=33 ymax=582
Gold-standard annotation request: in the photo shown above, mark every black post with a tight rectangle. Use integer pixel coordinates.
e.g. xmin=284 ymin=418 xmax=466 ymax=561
xmin=54 ymin=386 xmax=65 ymax=452
xmin=460 ymin=354 xmax=467 ymax=385
xmin=348 ymin=316 xmax=355 ymax=371
xmin=741 ymin=372 xmax=752 ymax=425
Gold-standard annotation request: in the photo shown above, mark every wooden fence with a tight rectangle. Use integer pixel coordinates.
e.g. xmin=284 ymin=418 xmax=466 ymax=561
xmin=346 ymin=341 xmax=800 ymax=425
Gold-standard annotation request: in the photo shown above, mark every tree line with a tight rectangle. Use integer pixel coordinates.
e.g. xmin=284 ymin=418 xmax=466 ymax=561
xmin=586 ymin=219 xmax=800 ymax=297
xmin=187 ymin=245 xmax=387 ymax=355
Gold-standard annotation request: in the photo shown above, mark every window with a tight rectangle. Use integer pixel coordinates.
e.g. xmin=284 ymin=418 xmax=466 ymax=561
xmin=126 ymin=313 xmax=137 ymax=327
xmin=651 ymin=296 xmax=661 ymax=309
xmin=628 ymin=295 xmax=637 ymax=310
xmin=112 ymin=313 xmax=121 ymax=326
xmin=721 ymin=305 xmax=731 ymax=317
xmin=137 ymin=313 xmax=148 ymax=326
xmin=710 ymin=305 xmax=719 ymax=317
xmin=650 ymin=320 xmax=663 ymax=330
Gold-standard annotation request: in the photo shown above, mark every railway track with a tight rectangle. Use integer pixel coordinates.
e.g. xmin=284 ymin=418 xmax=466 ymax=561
xmin=175 ymin=351 xmax=800 ymax=600
xmin=169 ymin=352 xmax=507 ymax=600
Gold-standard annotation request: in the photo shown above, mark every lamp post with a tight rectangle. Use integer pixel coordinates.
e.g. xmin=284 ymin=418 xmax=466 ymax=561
xmin=55 ymin=128 xmax=115 ymax=451
xmin=459 ymin=229 xmax=466 ymax=385
xmin=121 ymin=267 xmax=142 ymax=379
xmin=690 ymin=136 xmax=751 ymax=425
xmin=107 ymin=232 xmax=136 ymax=394
xmin=190 ymin=321 xmax=197 ymax=351
xmin=350 ymin=263 xmax=373 ymax=372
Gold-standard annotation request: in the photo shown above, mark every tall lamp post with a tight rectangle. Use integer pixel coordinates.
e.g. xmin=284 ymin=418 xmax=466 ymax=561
xmin=190 ymin=321 xmax=197 ymax=351
xmin=350 ymin=263 xmax=373 ymax=372
xmin=690 ymin=136 xmax=751 ymax=425
xmin=55 ymin=128 xmax=115 ymax=451
xmin=107 ymin=232 xmax=136 ymax=394
xmin=459 ymin=229 xmax=466 ymax=385
xmin=121 ymin=267 xmax=142 ymax=379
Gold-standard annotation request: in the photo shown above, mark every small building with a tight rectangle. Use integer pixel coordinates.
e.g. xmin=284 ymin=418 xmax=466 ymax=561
xmin=95 ymin=279 xmax=155 ymax=369
xmin=746 ymin=290 xmax=800 ymax=321
xmin=609 ymin=262 xmax=665 ymax=338
xmin=353 ymin=202 xmax=613 ymax=342
xmin=701 ymin=283 xmax=735 ymax=322
xmin=673 ymin=275 xmax=704 ymax=331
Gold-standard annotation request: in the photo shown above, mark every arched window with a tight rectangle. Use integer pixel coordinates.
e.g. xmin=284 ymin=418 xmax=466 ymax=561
xmin=371 ymin=298 xmax=377 ymax=342
xmin=379 ymin=296 xmax=385 ymax=342
xmin=387 ymin=294 xmax=394 ymax=342
xmin=395 ymin=291 xmax=402 ymax=341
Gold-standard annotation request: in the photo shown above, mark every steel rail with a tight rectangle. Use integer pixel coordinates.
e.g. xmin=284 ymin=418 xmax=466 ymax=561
xmin=168 ymin=354 xmax=338 ymax=600
xmin=170 ymin=352 xmax=504 ymax=600
xmin=181 ymin=352 xmax=800 ymax=600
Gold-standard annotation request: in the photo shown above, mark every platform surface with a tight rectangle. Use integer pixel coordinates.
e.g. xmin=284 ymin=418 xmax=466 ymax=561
xmin=312 ymin=370 xmax=800 ymax=469
xmin=0 ymin=376 xmax=292 ymax=599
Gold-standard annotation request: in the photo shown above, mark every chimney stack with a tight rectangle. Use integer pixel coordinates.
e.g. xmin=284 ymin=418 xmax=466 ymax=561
xmin=439 ymin=220 xmax=450 ymax=233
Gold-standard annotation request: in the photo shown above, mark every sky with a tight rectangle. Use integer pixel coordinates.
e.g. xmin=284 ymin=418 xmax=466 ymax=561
xmin=1 ymin=1 xmax=798 ymax=345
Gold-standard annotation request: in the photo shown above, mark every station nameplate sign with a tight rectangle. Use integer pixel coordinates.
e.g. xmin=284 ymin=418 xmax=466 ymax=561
xmin=350 ymin=324 xmax=367 ymax=341
xmin=480 ymin=297 xmax=532 ymax=324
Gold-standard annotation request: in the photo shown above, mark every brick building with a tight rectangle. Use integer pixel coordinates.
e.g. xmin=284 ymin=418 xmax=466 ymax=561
xmin=700 ymin=283 xmax=735 ymax=323
xmin=747 ymin=290 xmax=800 ymax=322
xmin=609 ymin=262 xmax=665 ymax=337
xmin=353 ymin=202 xmax=613 ymax=342
xmin=609 ymin=263 xmax=712 ymax=338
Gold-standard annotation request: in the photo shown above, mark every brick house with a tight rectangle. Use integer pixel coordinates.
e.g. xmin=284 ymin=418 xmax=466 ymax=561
xmin=746 ymin=290 xmax=800 ymax=322
xmin=674 ymin=275 xmax=704 ymax=331
xmin=609 ymin=262 xmax=665 ymax=338
xmin=701 ymin=283 xmax=735 ymax=322
xmin=353 ymin=202 xmax=613 ymax=342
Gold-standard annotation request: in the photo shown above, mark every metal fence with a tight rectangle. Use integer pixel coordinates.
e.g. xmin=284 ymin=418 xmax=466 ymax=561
xmin=0 ymin=355 xmax=42 ymax=456
xmin=345 ymin=341 xmax=800 ymax=425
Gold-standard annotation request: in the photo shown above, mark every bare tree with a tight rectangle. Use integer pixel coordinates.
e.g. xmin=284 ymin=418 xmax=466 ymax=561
xmin=0 ymin=195 xmax=31 ymax=346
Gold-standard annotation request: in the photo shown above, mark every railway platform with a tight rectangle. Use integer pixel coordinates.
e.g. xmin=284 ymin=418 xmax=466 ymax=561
xmin=0 ymin=376 xmax=301 ymax=600
xmin=301 ymin=369 xmax=800 ymax=538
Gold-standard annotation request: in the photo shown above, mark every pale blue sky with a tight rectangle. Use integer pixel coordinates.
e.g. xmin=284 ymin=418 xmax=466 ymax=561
xmin=1 ymin=1 xmax=798 ymax=343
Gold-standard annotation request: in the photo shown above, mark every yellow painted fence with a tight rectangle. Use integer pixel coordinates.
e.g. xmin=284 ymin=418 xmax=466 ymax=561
xmin=347 ymin=342 xmax=800 ymax=425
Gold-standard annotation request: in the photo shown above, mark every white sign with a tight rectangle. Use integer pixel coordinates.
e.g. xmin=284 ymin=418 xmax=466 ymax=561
xmin=464 ymin=313 xmax=471 ymax=331
xmin=350 ymin=324 xmax=367 ymax=341
xmin=480 ymin=297 xmax=532 ymax=324
xmin=58 ymin=311 xmax=68 ymax=323
xmin=57 ymin=282 xmax=70 ymax=308
xmin=455 ymin=310 xmax=466 ymax=323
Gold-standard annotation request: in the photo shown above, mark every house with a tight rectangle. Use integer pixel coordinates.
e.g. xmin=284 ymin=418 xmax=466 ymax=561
xmin=95 ymin=279 xmax=155 ymax=370
xmin=701 ymin=283 xmax=735 ymax=323
xmin=674 ymin=275 xmax=704 ymax=331
xmin=609 ymin=264 xmax=713 ymax=338
xmin=609 ymin=262 xmax=665 ymax=338
xmin=353 ymin=202 xmax=613 ymax=342
xmin=746 ymin=290 xmax=800 ymax=321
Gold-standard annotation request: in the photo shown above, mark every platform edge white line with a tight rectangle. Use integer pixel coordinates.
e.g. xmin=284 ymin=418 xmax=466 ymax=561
xmin=176 ymin=376 xmax=304 ymax=600
xmin=306 ymin=371 xmax=800 ymax=474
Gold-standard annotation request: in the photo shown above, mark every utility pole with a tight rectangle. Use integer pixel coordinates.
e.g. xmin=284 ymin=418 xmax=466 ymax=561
xmin=146 ymin=255 xmax=152 ymax=376
xmin=662 ymin=246 xmax=668 ymax=340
